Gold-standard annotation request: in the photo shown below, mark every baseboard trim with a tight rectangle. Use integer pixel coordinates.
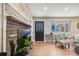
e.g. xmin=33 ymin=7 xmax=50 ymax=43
xmin=0 ymin=52 xmax=7 ymax=56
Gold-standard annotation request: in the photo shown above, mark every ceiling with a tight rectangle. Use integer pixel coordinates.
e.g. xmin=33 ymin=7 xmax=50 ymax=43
xmin=27 ymin=3 xmax=79 ymax=17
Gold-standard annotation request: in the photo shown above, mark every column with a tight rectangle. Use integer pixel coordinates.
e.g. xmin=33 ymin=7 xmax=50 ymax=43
xmin=0 ymin=3 xmax=7 ymax=55
xmin=0 ymin=3 xmax=2 ymax=53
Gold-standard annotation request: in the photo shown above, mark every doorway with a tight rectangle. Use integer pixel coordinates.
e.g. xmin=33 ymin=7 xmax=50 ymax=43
xmin=35 ymin=21 xmax=44 ymax=41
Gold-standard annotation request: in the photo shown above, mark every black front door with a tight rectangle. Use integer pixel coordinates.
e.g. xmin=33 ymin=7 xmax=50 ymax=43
xmin=35 ymin=21 xmax=44 ymax=41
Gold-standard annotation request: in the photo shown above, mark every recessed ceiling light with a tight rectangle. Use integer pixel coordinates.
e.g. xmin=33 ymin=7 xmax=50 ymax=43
xmin=65 ymin=7 xmax=69 ymax=10
xmin=44 ymin=6 xmax=48 ymax=10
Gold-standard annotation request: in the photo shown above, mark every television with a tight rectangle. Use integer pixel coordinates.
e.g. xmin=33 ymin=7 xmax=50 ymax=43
xmin=19 ymin=29 xmax=31 ymax=38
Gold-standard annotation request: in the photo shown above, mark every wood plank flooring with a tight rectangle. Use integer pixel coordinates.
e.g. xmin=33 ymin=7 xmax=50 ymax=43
xmin=27 ymin=41 xmax=78 ymax=56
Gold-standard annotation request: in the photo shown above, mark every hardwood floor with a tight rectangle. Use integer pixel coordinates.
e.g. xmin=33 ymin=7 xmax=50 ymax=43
xmin=27 ymin=41 xmax=78 ymax=56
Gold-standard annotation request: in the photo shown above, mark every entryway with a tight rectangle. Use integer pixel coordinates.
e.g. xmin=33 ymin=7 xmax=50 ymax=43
xmin=35 ymin=21 xmax=44 ymax=41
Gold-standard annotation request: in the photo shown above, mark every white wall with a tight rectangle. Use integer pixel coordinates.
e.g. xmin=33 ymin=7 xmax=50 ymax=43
xmin=33 ymin=17 xmax=79 ymax=41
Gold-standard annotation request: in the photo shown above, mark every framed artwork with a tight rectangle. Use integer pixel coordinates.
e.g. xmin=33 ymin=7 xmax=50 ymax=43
xmin=51 ymin=21 xmax=71 ymax=32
